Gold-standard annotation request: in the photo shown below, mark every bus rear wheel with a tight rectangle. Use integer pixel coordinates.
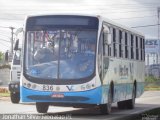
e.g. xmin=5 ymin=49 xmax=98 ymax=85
xmin=99 ymin=87 xmax=112 ymax=114
xmin=117 ymin=101 xmax=125 ymax=109
xmin=126 ymin=85 xmax=136 ymax=109
xmin=10 ymin=92 xmax=20 ymax=104
xmin=117 ymin=85 xmax=136 ymax=109
xmin=36 ymin=102 xmax=49 ymax=113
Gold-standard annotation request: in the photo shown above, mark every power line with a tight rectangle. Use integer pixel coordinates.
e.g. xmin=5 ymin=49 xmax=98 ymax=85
xmin=0 ymin=26 xmax=18 ymax=30
xmin=0 ymin=26 xmax=10 ymax=29
xmin=0 ymin=7 xmax=157 ymax=23
xmin=102 ymin=9 xmax=156 ymax=14
xmin=1 ymin=2 xmax=160 ymax=10
xmin=0 ymin=41 xmax=10 ymax=48
xmin=0 ymin=39 xmax=10 ymax=43
xmin=79 ymin=2 xmax=160 ymax=6
xmin=0 ymin=18 xmax=23 ymax=21
xmin=131 ymin=24 xmax=160 ymax=28
xmin=112 ymin=15 xmax=157 ymax=20
xmin=0 ymin=9 xmax=157 ymax=22
xmin=0 ymin=34 xmax=10 ymax=39
xmin=0 ymin=33 xmax=10 ymax=36
xmin=0 ymin=7 xmax=157 ymax=14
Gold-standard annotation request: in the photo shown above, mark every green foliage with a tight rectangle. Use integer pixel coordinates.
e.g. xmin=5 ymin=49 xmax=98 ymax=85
xmin=145 ymin=75 xmax=160 ymax=91
xmin=0 ymin=64 xmax=11 ymax=69
xmin=145 ymin=76 xmax=158 ymax=83
xmin=0 ymin=51 xmax=3 ymax=61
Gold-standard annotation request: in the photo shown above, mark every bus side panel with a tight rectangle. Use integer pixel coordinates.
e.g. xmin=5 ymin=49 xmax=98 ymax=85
xmin=135 ymin=61 xmax=145 ymax=98
xmin=101 ymin=85 xmax=110 ymax=104
xmin=136 ymin=82 xmax=144 ymax=98
xmin=102 ymin=57 xmax=145 ymax=102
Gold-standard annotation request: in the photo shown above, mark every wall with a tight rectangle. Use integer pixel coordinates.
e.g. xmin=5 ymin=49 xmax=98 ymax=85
xmin=0 ymin=68 xmax=10 ymax=86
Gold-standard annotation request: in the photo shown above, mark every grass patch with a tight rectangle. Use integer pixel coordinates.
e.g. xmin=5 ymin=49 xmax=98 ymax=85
xmin=0 ymin=92 xmax=10 ymax=97
xmin=145 ymin=76 xmax=160 ymax=91
xmin=0 ymin=87 xmax=10 ymax=97
xmin=145 ymin=87 xmax=160 ymax=91
xmin=123 ymin=108 xmax=160 ymax=120
xmin=144 ymin=108 xmax=160 ymax=115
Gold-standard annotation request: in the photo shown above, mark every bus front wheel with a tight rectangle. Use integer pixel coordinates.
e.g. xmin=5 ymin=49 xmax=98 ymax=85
xmin=36 ymin=102 xmax=49 ymax=113
xmin=10 ymin=92 xmax=20 ymax=104
xmin=99 ymin=87 xmax=112 ymax=114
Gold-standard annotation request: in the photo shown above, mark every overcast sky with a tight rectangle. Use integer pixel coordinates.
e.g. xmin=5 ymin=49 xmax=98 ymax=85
xmin=0 ymin=0 xmax=160 ymax=52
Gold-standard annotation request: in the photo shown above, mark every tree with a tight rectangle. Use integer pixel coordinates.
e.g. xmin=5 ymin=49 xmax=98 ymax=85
xmin=0 ymin=51 xmax=3 ymax=61
xmin=5 ymin=51 xmax=9 ymax=62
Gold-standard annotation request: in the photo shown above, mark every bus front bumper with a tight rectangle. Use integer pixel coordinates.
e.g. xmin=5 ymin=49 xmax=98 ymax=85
xmin=20 ymin=86 xmax=103 ymax=105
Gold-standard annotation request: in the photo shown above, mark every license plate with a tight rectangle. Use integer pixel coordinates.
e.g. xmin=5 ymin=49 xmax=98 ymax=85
xmin=51 ymin=93 xmax=64 ymax=98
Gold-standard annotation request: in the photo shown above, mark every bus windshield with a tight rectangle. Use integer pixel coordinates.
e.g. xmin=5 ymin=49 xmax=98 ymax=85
xmin=26 ymin=29 xmax=97 ymax=80
xmin=24 ymin=16 xmax=98 ymax=81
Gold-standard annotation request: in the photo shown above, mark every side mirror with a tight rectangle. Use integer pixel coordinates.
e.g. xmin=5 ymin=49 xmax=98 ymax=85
xmin=15 ymin=27 xmax=23 ymax=36
xmin=103 ymin=25 xmax=112 ymax=45
xmin=14 ymin=39 xmax=19 ymax=50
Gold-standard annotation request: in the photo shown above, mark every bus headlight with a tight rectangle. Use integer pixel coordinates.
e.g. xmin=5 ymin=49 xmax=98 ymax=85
xmin=15 ymin=84 xmax=18 ymax=88
xmin=11 ymin=84 xmax=14 ymax=88
xmin=32 ymin=84 xmax=36 ymax=89
xmin=27 ymin=83 xmax=31 ymax=88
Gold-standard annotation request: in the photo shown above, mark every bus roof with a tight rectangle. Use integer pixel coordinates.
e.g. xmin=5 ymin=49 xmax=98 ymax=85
xmin=25 ymin=13 xmax=144 ymax=37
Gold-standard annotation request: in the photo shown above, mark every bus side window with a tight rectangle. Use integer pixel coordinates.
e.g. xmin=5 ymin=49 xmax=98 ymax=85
xmin=125 ymin=32 xmax=128 ymax=59
xmin=119 ymin=30 xmax=122 ymax=58
xmin=140 ymin=38 xmax=143 ymax=61
xmin=136 ymin=36 xmax=139 ymax=60
xmin=113 ymin=28 xmax=117 ymax=57
xmin=131 ymin=34 xmax=134 ymax=59
xmin=103 ymin=28 xmax=110 ymax=57
xmin=138 ymin=37 xmax=141 ymax=61
xmin=109 ymin=27 xmax=113 ymax=56
xmin=142 ymin=38 xmax=145 ymax=61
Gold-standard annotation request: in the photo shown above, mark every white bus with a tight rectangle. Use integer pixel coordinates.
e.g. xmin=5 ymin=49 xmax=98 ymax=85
xmin=20 ymin=14 xmax=145 ymax=114
xmin=9 ymin=49 xmax=21 ymax=103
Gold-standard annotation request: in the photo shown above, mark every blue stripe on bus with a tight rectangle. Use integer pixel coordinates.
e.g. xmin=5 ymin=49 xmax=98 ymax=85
xmin=20 ymin=86 xmax=103 ymax=104
xmin=113 ymin=82 xmax=144 ymax=102
xmin=20 ymin=82 xmax=144 ymax=104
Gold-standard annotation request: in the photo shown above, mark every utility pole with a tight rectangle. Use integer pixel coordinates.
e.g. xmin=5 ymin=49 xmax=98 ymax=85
xmin=9 ymin=26 xmax=15 ymax=55
xmin=157 ymin=7 xmax=160 ymax=64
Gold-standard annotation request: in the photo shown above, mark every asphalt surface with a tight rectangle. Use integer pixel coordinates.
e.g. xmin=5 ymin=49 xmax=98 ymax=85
xmin=0 ymin=91 xmax=160 ymax=120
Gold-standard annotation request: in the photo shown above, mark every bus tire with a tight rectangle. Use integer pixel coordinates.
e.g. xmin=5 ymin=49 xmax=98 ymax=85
xmin=117 ymin=101 xmax=126 ymax=109
xmin=36 ymin=102 xmax=49 ymax=113
xmin=10 ymin=92 xmax=20 ymax=104
xmin=126 ymin=85 xmax=136 ymax=109
xmin=99 ymin=87 xmax=112 ymax=114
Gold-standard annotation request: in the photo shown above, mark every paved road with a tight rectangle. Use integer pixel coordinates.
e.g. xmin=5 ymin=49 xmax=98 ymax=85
xmin=0 ymin=91 xmax=160 ymax=120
